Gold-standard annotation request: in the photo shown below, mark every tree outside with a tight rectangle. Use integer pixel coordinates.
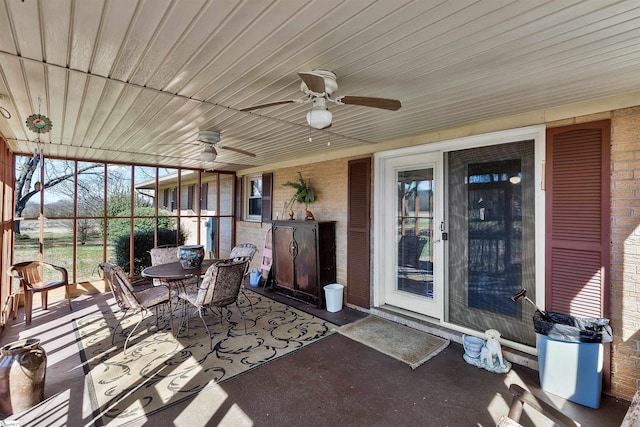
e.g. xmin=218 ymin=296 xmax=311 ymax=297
xmin=14 ymin=155 xmax=103 ymax=235
xmin=13 ymin=156 xmax=177 ymax=282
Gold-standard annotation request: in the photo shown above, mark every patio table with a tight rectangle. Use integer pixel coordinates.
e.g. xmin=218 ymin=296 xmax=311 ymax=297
xmin=142 ymin=259 xmax=220 ymax=334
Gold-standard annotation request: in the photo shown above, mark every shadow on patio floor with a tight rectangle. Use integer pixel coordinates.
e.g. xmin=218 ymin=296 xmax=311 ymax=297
xmin=0 ymin=289 xmax=630 ymax=427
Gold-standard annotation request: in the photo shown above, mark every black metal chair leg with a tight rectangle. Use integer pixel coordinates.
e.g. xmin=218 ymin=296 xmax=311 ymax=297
xmin=198 ymin=308 xmax=213 ymax=351
xmin=235 ymin=301 xmax=247 ymax=334
xmin=112 ymin=311 xmax=128 ymax=345
xmin=240 ymin=287 xmax=254 ymax=312
xmin=124 ymin=309 xmax=147 ymax=354
xmin=176 ymin=298 xmax=188 ymax=337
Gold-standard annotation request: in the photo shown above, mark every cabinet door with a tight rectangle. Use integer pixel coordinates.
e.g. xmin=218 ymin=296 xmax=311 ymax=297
xmin=273 ymin=225 xmax=295 ymax=289
xmin=318 ymin=223 xmax=336 ymax=286
xmin=293 ymin=225 xmax=318 ymax=295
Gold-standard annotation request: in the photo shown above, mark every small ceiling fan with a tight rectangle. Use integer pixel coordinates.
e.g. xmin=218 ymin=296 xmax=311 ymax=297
xmin=241 ymin=70 xmax=401 ymax=129
xmin=196 ymin=129 xmax=256 ymax=163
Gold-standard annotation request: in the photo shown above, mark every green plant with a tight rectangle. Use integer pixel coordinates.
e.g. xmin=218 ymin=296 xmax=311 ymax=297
xmin=114 ymin=228 xmax=185 ymax=275
xmin=106 ymin=206 xmax=175 ymax=242
xmin=283 ymin=172 xmax=315 ymax=208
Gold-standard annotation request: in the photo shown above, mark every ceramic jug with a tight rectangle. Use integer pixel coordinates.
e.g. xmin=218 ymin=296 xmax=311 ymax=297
xmin=0 ymin=338 xmax=46 ymax=416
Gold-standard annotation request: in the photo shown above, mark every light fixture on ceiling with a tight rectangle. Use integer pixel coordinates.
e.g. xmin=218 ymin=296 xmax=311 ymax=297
xmin=198 ymin=129 xmax=221 ymax=144
xmin=306 ymin=98 xmax=332 ymax=129
xmin=200 ymin=145 xmax=217 ymax=162
xmin=306 ymin=108 xmax=332 ymax=129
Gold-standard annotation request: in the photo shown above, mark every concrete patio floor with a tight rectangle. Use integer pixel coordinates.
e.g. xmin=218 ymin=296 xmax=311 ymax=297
xmin=0 ymin=288 xmax=630 ymax=427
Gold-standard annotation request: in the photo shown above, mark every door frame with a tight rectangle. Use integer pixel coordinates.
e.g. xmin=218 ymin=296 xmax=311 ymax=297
xmin=377 ymin=152 xmax=444 ymax=319
xmin=373 ymin=125 xmax=546 ymax=353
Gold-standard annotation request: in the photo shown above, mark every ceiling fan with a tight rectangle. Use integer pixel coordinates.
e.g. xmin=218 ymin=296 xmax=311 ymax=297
xmin=240 ymin=70 xmax=401 ymax=129
xmin=196 ymin=129 xmax=256 ymax=163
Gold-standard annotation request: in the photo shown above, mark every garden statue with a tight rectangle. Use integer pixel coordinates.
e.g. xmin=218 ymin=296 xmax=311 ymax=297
xmin=462 ymin=329 xmax=511 ymax=374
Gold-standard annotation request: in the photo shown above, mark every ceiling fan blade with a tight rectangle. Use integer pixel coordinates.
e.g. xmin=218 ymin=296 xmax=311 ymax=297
xmin=217 ymin=145 xmax=257 ymax=157
xmin=338 ymin=96 xmax=401 ymax=111
xmin=241 ymin=100 xmax=295 ymax=112
xmin=298 ymin=72 xmax=326 ymax=93
xmin=210 ymin=160 xmax=253 ymax=166
xmin=204 ymin=162 xmax=258 ymax=173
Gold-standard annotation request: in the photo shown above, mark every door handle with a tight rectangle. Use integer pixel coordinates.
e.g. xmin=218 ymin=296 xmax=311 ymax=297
xmin=289 ymin=240 xmax=298 ymax=258
xmin=440 ymin=221 xmax=448 ymax=240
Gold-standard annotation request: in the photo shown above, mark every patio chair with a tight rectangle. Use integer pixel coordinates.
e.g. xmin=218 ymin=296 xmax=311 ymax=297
xmin=9 ymin=261 xmax=72 ymax=324
xmin=229 ymin=243 xmax=258 ymax=310
xmin=176 ymin=259 xmax=249 ymax=350
xmin=496 ymin=384 xmax=580 ymax=427
xmin=98 ymin=262 xmax=170 ymax=353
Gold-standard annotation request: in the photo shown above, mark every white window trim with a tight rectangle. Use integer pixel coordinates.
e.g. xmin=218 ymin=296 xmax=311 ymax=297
xmin=244 ymin=173 xmax=262 ymax=222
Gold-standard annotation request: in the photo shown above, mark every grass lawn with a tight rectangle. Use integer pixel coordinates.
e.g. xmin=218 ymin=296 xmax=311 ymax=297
xmin=14 ymin=232 xmax=109 ymax=283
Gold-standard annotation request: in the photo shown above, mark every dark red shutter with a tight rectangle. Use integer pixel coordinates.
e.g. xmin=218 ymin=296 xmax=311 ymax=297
xmin=347 ymin=158 xmax=371 ymax=308
xmin=261 ymin=173 xmax=273 ymax=223
xmin=235 ymin=177 xmax=242 ymax=220
xmin=545 ymin=120 xmax=610 ymax=318
xmin=187 ymin=185 xmax=194 ymax=210
xmin=200 ymin=183 xmax=208 ymax=210
xmin=163 ymin=188 xmax=169 ymax=208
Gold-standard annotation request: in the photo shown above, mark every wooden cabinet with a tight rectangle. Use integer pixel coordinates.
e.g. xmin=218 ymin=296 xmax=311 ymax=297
xmin=271 ymin=220 xmax=336 ymax=307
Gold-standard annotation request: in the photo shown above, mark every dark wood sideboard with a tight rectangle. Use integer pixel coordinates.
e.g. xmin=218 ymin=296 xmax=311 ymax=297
xmin=270 ymin=220 xmax=336 ymax=307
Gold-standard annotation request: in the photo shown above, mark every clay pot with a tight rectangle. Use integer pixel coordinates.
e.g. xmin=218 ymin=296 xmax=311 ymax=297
xmin=0 ymin=338 xmax=47 ymax=416
xmin=176 ymin=245 xmax=205 ymax=269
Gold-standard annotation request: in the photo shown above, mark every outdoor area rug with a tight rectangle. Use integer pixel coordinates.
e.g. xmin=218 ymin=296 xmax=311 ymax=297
xmin=337 ymin=315 xmax=449 ymax=369
xmin=75 ymin=290 xmax=335 ymax=426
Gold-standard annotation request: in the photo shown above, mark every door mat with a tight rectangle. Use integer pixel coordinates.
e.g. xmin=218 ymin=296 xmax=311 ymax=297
xmin=75 ymin=290 xmax=335 ymax=426
xmin=337 ymin=315 xmax=449 ymax=369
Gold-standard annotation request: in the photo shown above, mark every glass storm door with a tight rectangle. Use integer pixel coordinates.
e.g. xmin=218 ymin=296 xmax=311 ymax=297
xmin=446 ymin=140 xmax=536 ymax=345
xmin=382 ymin=152 xmax=442 ymax=318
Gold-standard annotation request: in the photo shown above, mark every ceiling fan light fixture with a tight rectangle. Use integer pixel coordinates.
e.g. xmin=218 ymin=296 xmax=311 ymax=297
xmin=198 ymin=129 xmax=221 ymax=144
xmin=200 ymin=146 xmax=217 ymax=162
xmin=306 ymin=109 xmax=332 ymax=129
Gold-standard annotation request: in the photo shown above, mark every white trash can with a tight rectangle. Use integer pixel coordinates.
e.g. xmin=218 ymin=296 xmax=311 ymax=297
xmin=324 ymin=283 xmax=344 ymax=312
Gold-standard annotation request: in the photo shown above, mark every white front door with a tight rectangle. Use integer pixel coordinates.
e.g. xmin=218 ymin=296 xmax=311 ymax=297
xmin=376 ymin=152 xmax=443 ymax=319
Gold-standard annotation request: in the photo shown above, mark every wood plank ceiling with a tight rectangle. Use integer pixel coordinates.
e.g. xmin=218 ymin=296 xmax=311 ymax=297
xmin=0 ymin=0 xmax=638 ymax=171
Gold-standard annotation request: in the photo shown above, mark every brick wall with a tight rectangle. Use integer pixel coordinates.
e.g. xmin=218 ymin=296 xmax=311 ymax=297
xmin=234 ymin=220 xmax=270 ymax=273
xmin=610 ymin=106 xmax=640 ymax=400
xmin=236 ymin=157 xmax=358 ymax=289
